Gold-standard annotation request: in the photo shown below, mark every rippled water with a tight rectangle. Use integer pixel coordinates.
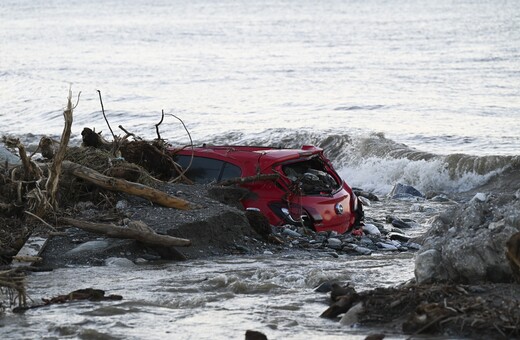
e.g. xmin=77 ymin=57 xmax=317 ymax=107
xmin=2 ymin=253 xmax=415 ymax=340
xmin=1 ymin=0 xmax=519 ymax=156
xmin=1 ymin=0 xmax=518 ymax=338
xmin=0 ymin=198 xmax=450 ymax=339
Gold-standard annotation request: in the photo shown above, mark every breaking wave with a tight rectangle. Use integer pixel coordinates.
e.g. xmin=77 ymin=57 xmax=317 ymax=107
xmin=204 ymin=129 xmax=519 ymax=196
xmin=3 ymin=127 xmax=517 ymax=197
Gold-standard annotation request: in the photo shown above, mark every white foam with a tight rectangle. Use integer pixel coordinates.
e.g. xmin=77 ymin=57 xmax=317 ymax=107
xmin=338 ymin=157 xmax=500 ymax=196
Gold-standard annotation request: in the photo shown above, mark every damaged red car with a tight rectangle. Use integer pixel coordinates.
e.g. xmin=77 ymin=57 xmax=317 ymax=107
xmin=170 ymin=145 xmax=363 ymax=234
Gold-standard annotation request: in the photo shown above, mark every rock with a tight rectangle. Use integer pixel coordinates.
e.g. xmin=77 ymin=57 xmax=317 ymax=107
xmin=314 ymin=281 xmax=336 ymax=293
xmin=358 ymin=236 xmax=374 ymax=247
xmin=391 ymin=218 xmax=412 ymax=229
xmin=246 ymin=209 xmax=272 ymax=240
xmin=415 ymin=193 xmax=520 ymax=283
xmin=235 ymin=244 xmax=251 ymax=253
xmin=115 ymin=200 xmax=128 ymax=210
xmin=0 ymin=145 xmax=20 ymax=165
xmin=105 ymin=257 xmax=135 ymax=267
xmin=66 ymin=240 xmax=111 ymax=255
xmin=353 ymin=189 xmax=379 ymax=202
xmin=330 ymin=283 xmax=356 ymax=302
xmin=471 ymin=192 xmax=487 ymax=202
xmin=388 ymin=232 xmax=410 ymax=242
xmin=358 ymin=196 xmax=371 ymax=207
xmin=403 ymin=242 xmax=421 ymax=250
xmin=327 ymin=237 xmax=342 ymax=249
xmin=245 ymin=330 xmax=268 ymax=340
xmin=354 ymin=246 xmax=372 ymax=255
xmin=376 ymin=242 xmax=398 ymax=251
xmin=363 ymin=223 xmax=381 ymax=235
xmin=414 ymin=249 xmax=443 ymax=284
xmin=430 ymin=194 xmax=451 ymax=202
xmin=339 ymin=302 xmax=364 ymax=326
xmin=389 ymin=183 xmax=424 ymax=199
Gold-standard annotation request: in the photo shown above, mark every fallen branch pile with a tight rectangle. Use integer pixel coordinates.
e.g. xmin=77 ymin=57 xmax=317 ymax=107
xmin=320 ymin=282 xmax=520 ymax=339
xmin=0 ymin=89 xmax=198 ymax=268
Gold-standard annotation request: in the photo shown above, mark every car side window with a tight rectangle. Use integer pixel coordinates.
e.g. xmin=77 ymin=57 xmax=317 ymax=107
xmin=221 ymin=162 xmax=242 ymax=180
xmin=174 ymin=155 xmax=241 ymax=183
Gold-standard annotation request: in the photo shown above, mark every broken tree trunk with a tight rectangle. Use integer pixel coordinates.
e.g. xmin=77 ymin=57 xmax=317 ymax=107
xmin=46 ymin=88 xmax=74 ymax=209
xmin=59 ymin=217 xmax=191 ymax=247
xmin=61 ymin=160 xmax=194 ymax=210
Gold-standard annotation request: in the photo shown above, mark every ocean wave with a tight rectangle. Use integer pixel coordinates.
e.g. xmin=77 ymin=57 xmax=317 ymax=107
xmin=2 ymin=127 xmax=516 ymax=196
xmin=201 ymin=129 xmax=517 ymax=195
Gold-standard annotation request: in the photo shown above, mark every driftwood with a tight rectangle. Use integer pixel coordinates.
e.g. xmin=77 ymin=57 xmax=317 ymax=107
xmin=11 ymin=255 xmax=42 ymax=263
xmin=61 ymin=160 xmax=194 ymax=210
xmin=46 ymin=88 xmax=74 ymax=209
xmin=59 ymin=217 xmax=191 ymax=247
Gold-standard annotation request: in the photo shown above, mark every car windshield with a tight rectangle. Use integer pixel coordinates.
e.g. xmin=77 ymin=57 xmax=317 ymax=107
xmin=282 ymin=158 xmax=340 ymax=195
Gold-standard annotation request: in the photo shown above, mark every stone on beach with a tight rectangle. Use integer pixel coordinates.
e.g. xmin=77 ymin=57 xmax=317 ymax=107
xmin=415 ymin=192 xmax=520 ymax=283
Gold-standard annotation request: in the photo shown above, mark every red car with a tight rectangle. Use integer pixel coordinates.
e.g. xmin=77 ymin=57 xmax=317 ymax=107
xmin=170 ymin=145 xmax=363 ymax=234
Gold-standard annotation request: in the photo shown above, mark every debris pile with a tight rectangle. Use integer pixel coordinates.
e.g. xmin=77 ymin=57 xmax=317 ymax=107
xmin=318 ymin=281 xmax=520 ymax=339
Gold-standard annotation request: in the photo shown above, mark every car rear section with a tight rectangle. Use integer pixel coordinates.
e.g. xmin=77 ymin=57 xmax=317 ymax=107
xmin=240 ymin=147 xmax=362 ymax=234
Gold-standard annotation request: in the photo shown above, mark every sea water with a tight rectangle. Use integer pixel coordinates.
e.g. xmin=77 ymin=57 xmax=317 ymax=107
xmin=0 ymin=0 xmax=519 ymax=338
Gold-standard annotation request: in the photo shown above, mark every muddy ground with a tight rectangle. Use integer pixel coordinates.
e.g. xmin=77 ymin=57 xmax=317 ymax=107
xmin=38 ymin=183 xmax=277 ymax=267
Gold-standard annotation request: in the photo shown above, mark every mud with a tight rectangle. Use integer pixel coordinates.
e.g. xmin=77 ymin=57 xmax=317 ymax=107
xmin=39 ymin=183 xmax=271 ymax=267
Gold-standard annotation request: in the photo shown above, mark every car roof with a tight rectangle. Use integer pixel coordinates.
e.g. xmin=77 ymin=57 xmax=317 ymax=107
xmin=170 ymin=144 xmax=324 ymax=164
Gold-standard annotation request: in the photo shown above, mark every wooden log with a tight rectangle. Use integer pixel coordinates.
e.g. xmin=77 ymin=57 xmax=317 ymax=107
xmin=12 ymin=255 xmax=42 ymax=263
xmin=61 ymin=160 xmax=194 ymax=210
xmin=11 ymin=236 xmax=48 ymax=267
xmin=59 ymin=217 xmax=191 ymax=247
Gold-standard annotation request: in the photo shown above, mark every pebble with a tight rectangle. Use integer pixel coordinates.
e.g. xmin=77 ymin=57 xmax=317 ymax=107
xmin=376 ymin=242 xmax=399 ymax=251
xmin=327 ymin=238 xmax=342 ymax=249
xmin=354 ymin=246 xmax=372 ymax=255
xmin=359 ymin=236 xmax=374 ymax=247
xmin=358 ymin=196 xmax=371 ymax=206
xmin=403 ymin=242 xmax=421 ymax=250
xmin=471 ymin=192 xmax=487 ymax=202
xmin=265 ymin=212 xmax=421 ymax=257
xmin=391 ymin=219 xmax=412 ymax=229
xmin=363 ymin=223 xmax=381 ymax=235
xmin=314 ymin=281 xmax=335 ymax=293
xmin=388 ymin=232 xmax=410 ymax=242
xmin=116 ymin=200 xmax=128 ymax=210
xmin=105 ymin=257 xmax=135 ymax=267
xmin=282 ymin=228 xmax=302 ymax=238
